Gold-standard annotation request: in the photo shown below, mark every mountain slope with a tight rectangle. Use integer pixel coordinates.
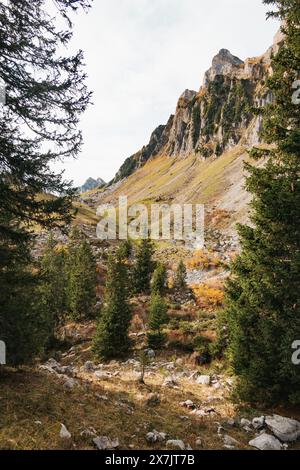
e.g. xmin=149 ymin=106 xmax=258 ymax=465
xmin=84 ymin=30 xmax=283 ymax=236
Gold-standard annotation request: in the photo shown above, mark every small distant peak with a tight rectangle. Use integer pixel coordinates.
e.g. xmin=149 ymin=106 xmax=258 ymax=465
xmin=81 ymin=177 xmax=106 ymax=193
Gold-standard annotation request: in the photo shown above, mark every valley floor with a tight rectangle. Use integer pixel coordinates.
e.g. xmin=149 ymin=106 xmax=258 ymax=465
xmin=1 ymin=337 xmax=300 ymax=451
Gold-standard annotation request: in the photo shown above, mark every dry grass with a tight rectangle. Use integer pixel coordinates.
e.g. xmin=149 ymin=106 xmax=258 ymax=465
xmin=1 ymin=347 xmax=300 ymax=450
xmin=0 ymin=366 xmax=254 ymax=451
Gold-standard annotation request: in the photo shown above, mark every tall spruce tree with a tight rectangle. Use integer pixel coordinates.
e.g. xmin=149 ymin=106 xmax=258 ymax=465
xmin=225 ymin=0 xmax=300 ymax=404
xmin=147 ymin=294 xmax=168 ymax=350
xmin=66 ymin=227 xmax=97 ymax=321
xmin=39 ymin=234 xmax=67 ymax=333
xmin=0 ymin=0 xmax=91 ymax=364
xmin=0 ymin=0 xmax=91 ymax=243
xmin=93 ymin=254 xmax=132 ymax=359
xmin=0 ymin=217 xmax=53 ymax=365
xmin=151 ymin=263 xmax=167 ymax=295
xmin=174 ymin=259 xmax=187 ymax=291
xmin=133 ymin=239 xmax=155 ymax=294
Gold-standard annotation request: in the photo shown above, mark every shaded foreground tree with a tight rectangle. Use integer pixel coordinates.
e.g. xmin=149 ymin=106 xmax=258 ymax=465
xmin=0 ymin=218 xmax=54 ymax=365
xmin=0 ymin=0 xmax=91 ymax=365
xmin=224 ymin=0 xmax=300 ymax=404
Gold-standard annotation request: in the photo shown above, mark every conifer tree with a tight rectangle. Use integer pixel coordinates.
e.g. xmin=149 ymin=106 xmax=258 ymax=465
xmin=225 ymin=0 xmax=300 ymax=404
xmin=0 ymin=217 xmax=52 ymax=365
xmin=39 ymin=234 xmax=67 ymax=332
xmin=148 ymin=293 xmax=169 ymax=330
xmin=0 ymin=0 xmax=91 ymax=246
xmin=117 ymin=240 xmax=133 ymax=260
xmin=93 ymin=254 xmax=132 ymax=359
xmin=174 ymin=260 xmax=187 ymax=291
xmin=0 ymin=1 xmax=91 ymax=364
xmin=66 ymin=228 xmax=97 ymax=321
xmin=147 ymin=293 xmax=168 ymax=349
xmin=151 ymin=263 xmax=167 ymax=295
xmin=133 ymin=239 xmax=155 ymax=294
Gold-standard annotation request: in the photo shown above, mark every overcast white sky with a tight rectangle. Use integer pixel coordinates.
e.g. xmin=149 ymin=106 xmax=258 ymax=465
xmin=54 ymin=0 xmax=279 ymax=187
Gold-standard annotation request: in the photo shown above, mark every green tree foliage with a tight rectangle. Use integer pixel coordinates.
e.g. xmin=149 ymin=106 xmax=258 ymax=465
xmin=93 ymin=254 xmax=132 ymax=359
xmin=66 ymin=228 xmax=97 ymax=321
xmin=0 ymin=0 xmax=91 ymax=246
xmin=224 ymin=0 xmax=300 ymax=404
xmin=117 ymin=240 xmax=133 ymax=260
xmin=0 ymin=219 xmax=53 ymax=365
xmin=151 ymin=263 xmax=167 ymax=295
xmin=174 ymin=260 xmax=187 ymax=291
xmin=39 ymin=234 xmax=67 ymax=332
xmin=133 ymin=239 xmax=155 ymax=294
xmin=147 ymin=293 xmax=168 ymax=349
xmin=0 ymin=1 xmax=91 ymax=365
xmin=148 ymin=294 xmax=169 ymax=330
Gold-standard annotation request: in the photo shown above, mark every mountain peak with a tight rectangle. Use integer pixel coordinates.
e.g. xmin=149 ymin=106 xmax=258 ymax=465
xmin=81 ymin=177 xmax=105 ymax=193
xmin=180 ymin=89 xmax=197 ymax=101
xmin=204 ymin=49 xmax=244 ymax=85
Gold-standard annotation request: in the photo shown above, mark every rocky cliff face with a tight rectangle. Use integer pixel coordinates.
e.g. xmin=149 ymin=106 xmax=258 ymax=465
xmin=113 ymin=30 xmax=283 ymax=183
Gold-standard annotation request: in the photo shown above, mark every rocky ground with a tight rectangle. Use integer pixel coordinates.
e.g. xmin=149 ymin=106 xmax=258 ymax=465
xmin=1 ymin=329 xmax=300 ymax=450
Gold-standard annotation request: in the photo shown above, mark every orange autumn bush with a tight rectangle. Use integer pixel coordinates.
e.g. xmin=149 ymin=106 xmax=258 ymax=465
xmin=186 ymin=249 xmax=221 ymax=271
xmin=192 ymin=283 xmax=224 ymax=310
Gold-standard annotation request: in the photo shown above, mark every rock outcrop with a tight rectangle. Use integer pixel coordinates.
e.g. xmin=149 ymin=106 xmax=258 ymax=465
xmin=113 ymin=28 xmax=284 ymax=183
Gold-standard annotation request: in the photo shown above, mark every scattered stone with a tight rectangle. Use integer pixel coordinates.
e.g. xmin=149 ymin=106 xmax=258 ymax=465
xmin=163 ymin=377 xmax=178 ymax=388
xmin=180 ymin=400 xmax=195 ymax=410
xmin=93 ymin=436 xmax=119 ymax=450
xmin=249 ymin=433 xmax=282 ymax=451
xmin=191 ymin=407 xmax=216 ymax=418
xmin=94 ymin=370 xmax=110 ymax=380
xmin=47 ymin=358 xmax=60 ymax=369
xmin=63 ymin=377 xmax=77 ymax=390
xmin=195 ymin=438 xmax=202 ymax=447
xmin=145 ymin=349 xmax=155 ymax=359
xmin=240 ymin=418 xmax=251 ymax=428
xmin=265 ymin=415 xmax=300 ymax=443
xmin=80 ymin=427 xmax=97 ymax=438
xmin=166 ymin=440 xmax=186 ymax=450
xmin=252 ymin=416 xmax=265 ymax=431
xmin=95 ymin=393 xmax=109 ymax=401
xmin=83 ymin=361 xmax=95 ymax=373
xmin=240 ymin=418 xmax=252 ymax=432
xmin=223 ymin=435 xmax=239 ymax=448
xmin=196 ymin=375 xmax=211 ymax=386
xmin=146 ymin=430 xmax=167 ymax=444
xmin=217 ymin=425 xmax=226 ymax=435
xmin=109 ymin=360 xmax=119 ymax=367
xmin=60 ymin=424 xmax=71 ymax=440
xmin=227 ymin=418 xmax=236 ymax=427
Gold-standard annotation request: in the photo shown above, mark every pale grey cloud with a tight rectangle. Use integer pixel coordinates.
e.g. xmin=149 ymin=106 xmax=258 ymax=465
xmin=54 ymin=0 xmax=279 ymax=186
